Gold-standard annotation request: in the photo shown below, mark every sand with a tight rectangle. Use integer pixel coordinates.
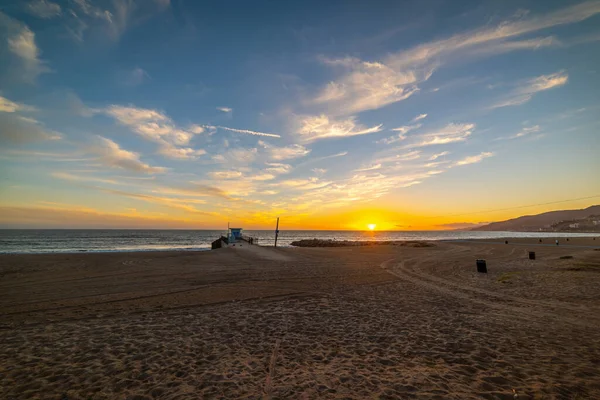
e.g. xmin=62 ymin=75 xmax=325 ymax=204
xmin=1 ymin=237 xmax=600 ymax=399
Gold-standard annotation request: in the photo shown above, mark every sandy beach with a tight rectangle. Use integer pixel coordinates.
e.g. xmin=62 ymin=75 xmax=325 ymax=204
xmin=1 ymin=237 xmax=600 ymax=399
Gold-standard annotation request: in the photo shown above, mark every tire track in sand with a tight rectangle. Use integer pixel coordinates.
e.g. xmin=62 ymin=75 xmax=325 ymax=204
xmin=380 ymin=258 xmax=600 ymax=329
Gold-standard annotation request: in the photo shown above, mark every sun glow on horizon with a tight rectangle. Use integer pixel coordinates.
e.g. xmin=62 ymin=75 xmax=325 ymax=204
xmin=368 ymin=224 xmax=376 ymax=231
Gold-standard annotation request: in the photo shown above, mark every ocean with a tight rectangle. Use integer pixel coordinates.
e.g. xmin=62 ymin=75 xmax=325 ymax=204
xmin=0 ymin=229 xmax=598 ymax=254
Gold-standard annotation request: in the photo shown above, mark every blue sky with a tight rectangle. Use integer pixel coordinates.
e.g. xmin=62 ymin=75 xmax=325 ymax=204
xmin=0 ymin=0 xmax=599 ymax=229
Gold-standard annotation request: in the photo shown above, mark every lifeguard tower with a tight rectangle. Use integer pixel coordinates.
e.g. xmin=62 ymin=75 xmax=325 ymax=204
xmin=229 ymin=228 xmax=243 ymax=243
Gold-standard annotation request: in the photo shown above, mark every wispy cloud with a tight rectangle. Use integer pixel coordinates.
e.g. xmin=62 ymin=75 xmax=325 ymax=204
xmin=277 ymin=177 xmax=332 ymax=191
xmin=1 ymin=12 xmax=51 ymax=82
xmin=247 ymin=173 xmax=276 ymax=181
xmin=25 ymin=0 xmax=61 ymax=18
xmin=491 ymin=71 xmax=568 ymax=109
xmin=411 ymin=113 xmax=428 ymax=122
xmin=453 ymin=151 xmax=494 ymax=166
xmin=104 ymin=105 xmax=205 ymax=159
xmin=311 ymin=2 xmax=599 ymax=115
xmin=0 ymin=95 xmax=36 ymax=113
xmin=297 ymin=114 xmax=382 ymax=142
xmin=0 ymin=149 xmax=84 ymax=162
xmin=265 ymin=163 xmax=293 ymax=174
xmin=392 ymin=123 xmax=422 ymax=134
xmin=376 ymin=123 xmax=421 ymax=144
xmin=51 ymin=171 xmax=121 ymax=185
xmin=313 ymin=57 xmax=422 ymax=115
xmin=354 ymin=163 xmax=382 ymax=172
xmin=375 ymin=150 xmax=421 ymax=164
xmin=429 ymin=151 xmax=450 ymax=161
xmin=122 ymin=67 xmax=150 ymax=86
xmin=71 ymin=0 xmax=170 ymax=41
xmin=258 ymin=140 xmax=310 ymax=160
xmin=216 ymin=107 xmax=232 ymax=113
xmin=158 ymin=144 xmax=206 ymax=159
xmin=212 ymin=147 xmax=258 ymax=164
xmin=407 ymin=123 xmax=475 ymax=148
xmin=467 ymin=36 xmax=559 ymax=59
xmin=494 ymin=125 xmax=541 ymax=140
xmin=208 ymin=170 xmax=243 ymax=180
xmin=0 ymin=113 xmax=60 ymax=145
xmin=97 ymin=187 xmax=216 ymax=215
xmin=87 ymin=136 xmax=166 ymax=174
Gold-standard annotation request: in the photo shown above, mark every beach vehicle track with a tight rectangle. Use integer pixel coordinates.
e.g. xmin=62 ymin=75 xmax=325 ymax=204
xmin=380 ymin=258 xmax=600 ymax=329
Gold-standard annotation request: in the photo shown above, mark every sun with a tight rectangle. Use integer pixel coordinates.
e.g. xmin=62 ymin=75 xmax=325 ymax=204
xmin=367 ymin=224 xmax=376 ymax=231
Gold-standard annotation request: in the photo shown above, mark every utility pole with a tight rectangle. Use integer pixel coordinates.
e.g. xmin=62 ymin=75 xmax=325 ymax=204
xmin=274 ymin=217 xmax=280 ymax=248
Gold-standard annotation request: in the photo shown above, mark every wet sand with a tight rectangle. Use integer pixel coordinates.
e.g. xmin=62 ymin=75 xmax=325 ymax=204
xmin=1 ymin=238 xmax=600 ymax=399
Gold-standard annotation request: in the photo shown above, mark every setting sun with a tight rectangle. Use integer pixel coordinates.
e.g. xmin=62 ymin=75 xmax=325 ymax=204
xmin=368 ymin=224 xmax=376 ymax=231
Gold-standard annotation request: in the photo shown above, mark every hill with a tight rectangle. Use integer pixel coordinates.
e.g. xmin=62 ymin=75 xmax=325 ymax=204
xmin=471 ymin=205 xmax=600 ymax=232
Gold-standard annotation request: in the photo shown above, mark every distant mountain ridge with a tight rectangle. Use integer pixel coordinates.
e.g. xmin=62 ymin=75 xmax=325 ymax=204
xmin=471 ymin=205 xmax=600 ymax=232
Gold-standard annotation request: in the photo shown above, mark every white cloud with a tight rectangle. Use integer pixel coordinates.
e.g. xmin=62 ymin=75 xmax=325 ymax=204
xmin=354 ymin=163 xmax=382 ymax=172
xmin=106 ymin=105 xmax=168 ymax=124
xmin=211 ymin=148 xmax=258 ymax=164
xmin=278 ymin=178 xmax=332 ymax=190
xmin=157 ymin=145 xmax=206 ymax=159
xmin=376 ymin=150 xmax=421 ymax=164
xmin=209 ymin=125 xmax=281 ymax=138
xmin=217 ymin=107 xmax=232 ymax=113
xmin=409 ymin=123 xmax=475 ymax=147
xmin=51 ymin=172 xmax=120 ymax=185
xmin=312 ymin=2 xmax=599 ymax=116
xmin=392 ymin=123 xmax=422 ymax=134
xmin=123 ymin=67 xmax=150 ymax=86
xmin=88 ymin=136 xmax=166 ymax=174
xmin=311 ymin=168 xmax=327 ymax=175
xmin=470 ymin=36 xmax=559 ymax=57
xmin=104 ymin=105 xmax=205 ymax=159
xmin=26 ymin=0 xmax=61 ymax=18
xmin=0 ymin=113 xmax=60 ymax=145
xmin=491 ymin=71 xmax=568 ymax=109
xmin=258 ymin=140 xmax=310 ymax=160
xmin=454 ymin=151 xmax=494 ymax=166
xmin=411 ymin=113 xmax=428 ymax=122
xmin=208 ymin=170 xmax=243 ymax=179
xmin=0 ymin=96 xmax=36 ymax=113
xmin=265 ymin=163 xmax=292 ymax=174
xmin=2 ymin=14 xmax=50 ymax=82
xmin=313 ymin=58 xmax=421 ymax=115
xmin=70 ymin=0 xmax=170 ymax=41
xmin=188 ymin=124 xmax=205 ymax=134
xmin=248 ymin=173 xmax=276 ymax=181
xmin=429 ymin=151 xmax=450 ymax=160
xmin=377 ymin=123 xmax=421 ymax=144
xmin=73 ymin=0 xmax=112 ymax=21
xmin=297 ymin=114 xmax=382 ymax=142
xmin=494 ymin=125 xmax=541 ymax=140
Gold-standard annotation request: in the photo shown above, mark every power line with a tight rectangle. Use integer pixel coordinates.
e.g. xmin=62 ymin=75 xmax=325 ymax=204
xmin=425 ymin=194 xmax=600 ymax=219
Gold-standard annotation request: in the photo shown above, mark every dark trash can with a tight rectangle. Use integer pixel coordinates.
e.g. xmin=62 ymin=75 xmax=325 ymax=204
xmin=539 ymin=239 xmax=542 ymax=243
xmin=476 ymin=259 xmax=487 ymax=273
xmin=529 ymin=251 xmax=535 ymax=260
xmin=505 ymin=240 xmax=508 ymax=245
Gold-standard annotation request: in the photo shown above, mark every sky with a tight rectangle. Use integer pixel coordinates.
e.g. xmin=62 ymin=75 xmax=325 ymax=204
xmin=0 ymin=0 xmax=599 ymax=230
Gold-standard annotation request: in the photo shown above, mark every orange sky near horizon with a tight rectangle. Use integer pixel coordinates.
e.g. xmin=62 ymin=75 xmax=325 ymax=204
xmin=0 ymin=195 xmax=597 ymax=230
